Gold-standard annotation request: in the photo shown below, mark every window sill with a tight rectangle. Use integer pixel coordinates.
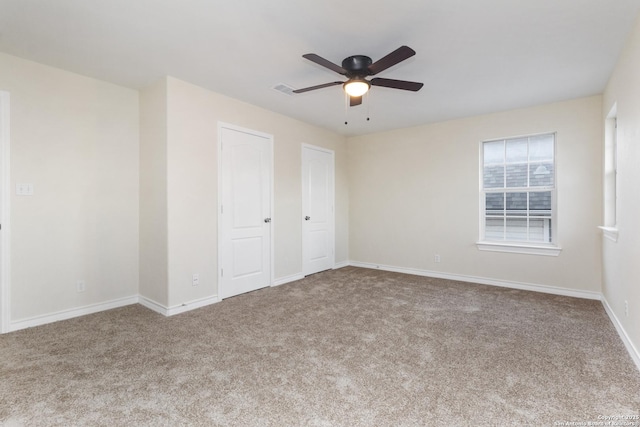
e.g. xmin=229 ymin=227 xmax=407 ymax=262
xmin=476 ymin=242 xmax=562 ymax=257
xmin=598 ymin=226 xmax=619 ymax=242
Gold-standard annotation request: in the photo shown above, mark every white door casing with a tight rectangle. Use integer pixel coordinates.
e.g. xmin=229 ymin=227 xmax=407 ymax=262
xmin=0 ymin=92 xmax=9 ymax=333
xmin=302 ymin=144 xmax=335 ymax=276
xmin=218 ymin=124 xmax=273 ymax=299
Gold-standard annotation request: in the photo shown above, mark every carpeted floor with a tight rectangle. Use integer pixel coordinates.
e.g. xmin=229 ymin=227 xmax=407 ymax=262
xmin=1 ymin=267 xmax=639 ymax=426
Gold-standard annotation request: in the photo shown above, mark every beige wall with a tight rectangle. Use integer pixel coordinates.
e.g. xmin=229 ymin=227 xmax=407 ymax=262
xmin=162 ymin=77 xmax=348 ymax=307
xmin=602 ymin=15 xmax=640 ymax=357
xmin=165 ymin=77 xmax=217 ymax=307
xmin=0 ymin=42 xmax=625 ymax=344
xmin=348 ymin=96 xmax=603 ymax=293
xmin=0 ymin=53 xmax=140 ymax=321
xmin=0 ymin=58 xmax=347 ymax=321
xmin=139 ymin=79 xmax=169 ymax=306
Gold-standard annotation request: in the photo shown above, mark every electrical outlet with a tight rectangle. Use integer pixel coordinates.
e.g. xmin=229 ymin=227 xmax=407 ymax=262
xmin=76 ymin=280 xmax=86 ymax=293
xmin=434 ymin=254 xmax=441 ymax=263
xmin=624 ymin=300 xmax=629 ymax=317
xmin=192 ymin=274 xmax=199 ymax=287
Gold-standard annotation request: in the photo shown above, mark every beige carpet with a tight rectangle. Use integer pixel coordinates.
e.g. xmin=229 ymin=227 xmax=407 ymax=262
xmin=1 ymin=267 xmax=639 ymax=426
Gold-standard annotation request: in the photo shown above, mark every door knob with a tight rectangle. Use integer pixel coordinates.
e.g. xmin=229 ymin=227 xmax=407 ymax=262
xmin=264 ymin=218 xmax=271 ymax=223
xmin=305 ymin=216 xmax=310 ymax=221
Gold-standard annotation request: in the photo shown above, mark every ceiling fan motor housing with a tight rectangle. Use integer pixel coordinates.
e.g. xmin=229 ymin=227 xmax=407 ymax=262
xmin=342 ymin=55 xmax=372 ymax=77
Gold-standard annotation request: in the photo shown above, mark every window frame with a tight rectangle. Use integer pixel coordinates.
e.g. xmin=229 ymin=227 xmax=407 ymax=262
xmin=600 ymin=104 xmax=619 ymax=242
xmin=476 ymin=132 xmax=561 ymax=257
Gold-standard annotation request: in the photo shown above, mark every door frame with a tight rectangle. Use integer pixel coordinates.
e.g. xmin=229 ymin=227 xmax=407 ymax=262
xmin=0 ymin=92 xmax=10 ymax=333
xmin=217 ymin=122 xmax=274 ymax=299
xmin=301 ymin=143 xmax=335 ymax=276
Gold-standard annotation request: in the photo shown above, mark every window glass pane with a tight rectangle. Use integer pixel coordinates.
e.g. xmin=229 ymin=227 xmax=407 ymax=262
xmin=505 ymin=192 xmax=527 ymax=216
xmin=506 ymin=163 xmax=528 ymax=188
xmin=483 ymin=165 xmax=504 ymax=188
xmin=529 ymin=191 xmax=552 ymax=217
xmin=506 ymin=138 xmax=528 ymax=163
xmin=529 ymin=162 xmax=554 ymax=187
xmin=528 ymin=218 xmax=551 ymax=242
xmin=529 ymin=219 xmax=543 ymax=241
xmin=529 ymin=134 xmax=554 ymax=161
xmin=485 ymin=193 xmax=504 ymax=216
xmin=484 ymin=140 xmax=504 ymax=164
xmin=505 ymin=218 xmax=528 ymax=241
xmin=485 ymin=217 xmax=504 ymax=240
xmin=481 ymin=133 xmax=555 ymax=245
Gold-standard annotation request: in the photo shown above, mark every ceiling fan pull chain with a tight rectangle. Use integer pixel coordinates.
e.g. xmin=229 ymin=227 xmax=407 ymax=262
xmin=366 ymin=91 xmax=371 ymax=122
xmin=344 ymin=92 xmax=349 ymax=125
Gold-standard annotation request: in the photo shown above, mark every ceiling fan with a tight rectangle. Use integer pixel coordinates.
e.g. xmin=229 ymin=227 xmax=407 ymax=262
xmin=293 ymin=46 xmax=424 ymax=106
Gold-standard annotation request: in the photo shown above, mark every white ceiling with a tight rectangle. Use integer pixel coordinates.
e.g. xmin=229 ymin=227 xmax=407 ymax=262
xmin=1 ymin=0 xmax=639 ymax=136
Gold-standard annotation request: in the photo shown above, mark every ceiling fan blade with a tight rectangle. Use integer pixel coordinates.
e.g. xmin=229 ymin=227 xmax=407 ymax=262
xmin=350 ymin=96 xmax=362 ymax=107
xmin=293 ymin=81 xmax=343 ymax=93
xmin=302 ymin=54 xmax=348 ymax=75
xmin=371 ymin=77 xmax=424 ymax=92
xmin=368 ymin=46 xmax=416 ymax=75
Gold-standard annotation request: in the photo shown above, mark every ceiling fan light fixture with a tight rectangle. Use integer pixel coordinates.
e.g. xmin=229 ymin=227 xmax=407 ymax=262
xmin=343 ymin=79 xmax=370 ymax=97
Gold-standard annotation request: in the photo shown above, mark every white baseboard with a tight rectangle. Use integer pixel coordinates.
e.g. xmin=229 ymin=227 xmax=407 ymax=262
xmin=601 ymin=296 xmax=640 ymax=372
xmin=273 ymin=273 xmax=305 ymax=287
xmin=273 ymin=262 xmax=349 ymax=286
xmin=137 ymin=295 xmax=168 ymax=316
xmin=166 ymin=295 xmax=219 ymax=316
xmin=138 ymin=294 xmax=219 ymax=317
xmin=8 ymin=293 xmax=220 ymax=332
xmin=9 ymin=295 xmax=139 ymax=332
xmin=348 ymin=261 xmax=601 ymax=300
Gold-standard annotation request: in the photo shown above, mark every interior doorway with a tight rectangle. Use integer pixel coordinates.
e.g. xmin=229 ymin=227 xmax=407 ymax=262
xmin=302 ymin=144 xmax=335 ymax=276
xmin=218 ymin=123 xmax=273 ymax=299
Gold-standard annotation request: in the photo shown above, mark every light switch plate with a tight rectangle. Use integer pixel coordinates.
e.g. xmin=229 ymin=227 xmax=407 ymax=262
xmin=16 ymin=183 xmax=34 ymax=196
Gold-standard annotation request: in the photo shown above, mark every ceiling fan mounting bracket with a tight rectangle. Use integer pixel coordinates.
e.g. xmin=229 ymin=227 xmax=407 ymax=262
xmin=341 ymin=55 xmax=373 ymax=77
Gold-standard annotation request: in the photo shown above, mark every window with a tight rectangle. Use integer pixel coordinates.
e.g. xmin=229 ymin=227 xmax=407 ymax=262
xmin=600 ymin=105 xmax=618 ymax=242
xmin=605 ymin=116 xmax=618 ymax=226
xmin=478 ymin=133 xmax=560 ymax=256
